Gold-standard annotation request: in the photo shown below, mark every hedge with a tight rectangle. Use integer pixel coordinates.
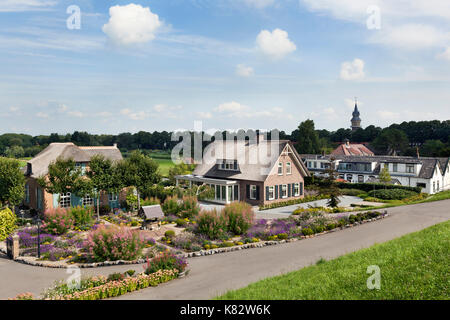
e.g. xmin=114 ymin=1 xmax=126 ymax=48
xmin=367 ymin=189 xmax=418 ymax=200
xmin=333 ymin=182 xmax=421 ymax=194
xmin=0 ymin=207 xmax=17 ymax=241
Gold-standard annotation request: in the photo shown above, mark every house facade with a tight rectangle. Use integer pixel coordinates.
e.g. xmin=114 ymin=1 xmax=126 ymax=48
xmin=302 ymin=154 xmax=450 ymax=194
xmin=175 ymin=135 xmax=310 ymax=206
xmin=23 ymin=142 xmax=126 ymax=212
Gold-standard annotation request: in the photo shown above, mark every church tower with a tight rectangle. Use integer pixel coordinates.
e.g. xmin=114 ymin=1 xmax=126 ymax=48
xmin=351 ymin=99 xmax=361 ymax=131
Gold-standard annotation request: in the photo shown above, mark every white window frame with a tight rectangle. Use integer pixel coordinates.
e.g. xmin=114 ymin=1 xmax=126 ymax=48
xmin=60 ymin=192 xmax=71 ymax=208
xmin=281 ymin=184 xmax=288 ymax=198
xmin=392 ymin=163 xmax=398 ymax=172
xmin=286 ymin=162 xmax=292 ymax=175
xmin=293 ymin=183 xmax=300 ymax=197
xmin=278 ymin=162 xmax=283 ymax=175
xmin=108 ymin=193 xmax=118 ymax=202
xmin=82 ymin=194 xmax=94 ymax=206
xmin=268 ymin=186 xmax=275 ymax=200
xmin=250 ymin=185 xmax=257 ymax=200
xmin=406 ymin=164 xmax=415 ymax=173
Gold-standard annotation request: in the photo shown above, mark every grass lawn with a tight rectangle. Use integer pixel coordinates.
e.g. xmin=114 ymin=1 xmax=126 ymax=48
xmin=146 ymin=152 xmax=176 ymax=177
xmin=217 ymin=220 xmax=450 ymax=300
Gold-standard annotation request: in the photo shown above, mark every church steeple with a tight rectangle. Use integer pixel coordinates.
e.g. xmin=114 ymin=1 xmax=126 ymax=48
xmin=351 ymin=98 xmax=361 ymax=131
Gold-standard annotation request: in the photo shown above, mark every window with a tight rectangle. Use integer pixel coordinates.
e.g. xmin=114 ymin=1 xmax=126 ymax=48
xmin=358 ymin=175 xmax=364 ymax=183
xmin=286 ymin=162 xmax=292 ymax=175
xmin=406 ymin=164 xmax=415 ymax=173
xmin=76 ymin=163 xmax=87 ymax=175
xmin=307 ymin=161 xmax=312 ymax=168
xmin=215 ymin=185 xmax=220 ymax=200
xmin=268 ymin=186 xmax=275 ymax=200
xmin=437 ymin=181 xmax=440 ymax=191
xmin=433 ymin=182 xmax=436 ymax=193
xmin=221 ymin=186 xmax=226 ymax=201
xmin=108 ymin=193 xmax=118 ymax=202
xmin=278 ymin=162 xmax=283 ymax=175
xmin=25 ymin=184 xmax=30 ymax=203
xmin=346 ymin=174 xmax=353 ymax=182
xmin=313 ymin=162 xmax=317 ymax=168
xmin=228 ymin=186 xmax=233 ymax=202
xmin=339 ymin=174 xmax=345 ymax=179
xmin=293 ymin=183 xmax=300 ymax=196
xmin=392 ymin=163 xmax=398 ymax=172
xmin=250 ymin=185 xmax=257 ymax=200
xmin=416 ymin=182 xmax=426 ymax=188
xmin=281 ymin=184 xmax=288 ymax=198
xmin=219 ymin=160 xmax=238 ymax=171
xmin=60 ymin=193 xmax=71 ymax=208
xmin=82 ymin=195 xmax=93 ymax=206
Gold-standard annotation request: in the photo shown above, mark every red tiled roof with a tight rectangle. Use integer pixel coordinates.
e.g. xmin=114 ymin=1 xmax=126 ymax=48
xmin=331 ymin=143 xmax=374 ymax=156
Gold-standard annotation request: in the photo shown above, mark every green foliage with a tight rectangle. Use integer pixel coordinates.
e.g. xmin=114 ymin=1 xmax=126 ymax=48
xmin=0 ymin=207 xmax=17 ymax=241
xmin=162 ymin=196 xmax=181 ymax=216
xmin=259 ymin=194 xmax=330 ymax=211
xmin=107 ymin=272 xmax=125 ymax=282
xmin=0 ymin=157 xmax=26 ymax=206
xmin=42 ymin=208 xmax=75 ymax=235
xmin=301 ymin=228 xmax=313 ymax=236
xmin=294 ymin=119 xmax=321 ymax=154
xmin=340 ymin=189 xmax=366 ymax=196
xmin=175 ymin=218 xmax=187 ymax=227
xmin=373 ymin=128 xmax=409 ymax=154
xmin=164 ymin=230 xmax=176 ymax=239
xmin=167 ymin=162 xmax=195 ymax=184
xmin=222 ymin=202 xmax=255 ymax=235
xmin=277 ymin=233 xmax=288 ymax=240
xmin=178 ymin=196 xmax=200 ymax=219
xmin=196 ymin=209 xmax=227 ymax=239
xmin=38 ymin=158 xmax=85 ymax=196
xmin=334 ymin=182 xmax=421 ymax=193
xmin=69 ymin=206 xmax=94 ymax=227
xmin=378 ymin=164 xmax=392 ymax=185
xmin=368 ymin=189 xmax=418 ymax=200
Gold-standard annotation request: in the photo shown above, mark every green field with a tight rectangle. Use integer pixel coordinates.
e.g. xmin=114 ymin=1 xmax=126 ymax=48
xmin=217 ymin=221 xmax=450 ymax=300
xmin=146 ymin=152 xmax=176 ymax=177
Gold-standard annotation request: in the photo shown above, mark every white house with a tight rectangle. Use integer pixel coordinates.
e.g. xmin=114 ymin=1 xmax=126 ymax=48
xmin=301 ymin=154 xmax=450 ymax=194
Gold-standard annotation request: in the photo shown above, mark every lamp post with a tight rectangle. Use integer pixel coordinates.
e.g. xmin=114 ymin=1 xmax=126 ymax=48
xmin=36 ymin=217 xmax=42 ymax=259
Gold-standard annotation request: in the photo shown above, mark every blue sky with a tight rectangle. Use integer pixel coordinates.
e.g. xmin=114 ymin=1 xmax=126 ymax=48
xmin=1 ymin=0 xmax=450 ymax=135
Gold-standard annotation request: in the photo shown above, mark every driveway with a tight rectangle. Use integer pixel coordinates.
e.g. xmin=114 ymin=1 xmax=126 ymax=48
xmin=1 ymin=199 xmax=449 ymax=300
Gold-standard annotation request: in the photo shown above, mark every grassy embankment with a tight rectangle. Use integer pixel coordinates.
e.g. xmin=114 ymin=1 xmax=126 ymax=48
xmin=217 ymin=220 xmax=450 ymax=300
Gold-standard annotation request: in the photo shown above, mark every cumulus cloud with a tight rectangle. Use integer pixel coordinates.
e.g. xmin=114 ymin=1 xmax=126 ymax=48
xmin=236 ymin=64 xmax=254 ymax=77
xmin=120 ymin=104 xmax=183 ymax=120
xmin=243 ymin=0 xmax=275 ymax=9
xmin=102 ymin=4 xmax=162 ymax=46
xmin=256 ymin=29 xmax=296 ymax=59
xmin=196 ymin=111 xmax=213 ymax=119
xmin=215 ymin=101 xmax=249 ymax=113
xmin=214 ymin=101 xmax=293 ymax=119
xmin=340 ymin=58 xmax=365 ymax=80
xmin=36 ymin=111 xmax=49 ymax=119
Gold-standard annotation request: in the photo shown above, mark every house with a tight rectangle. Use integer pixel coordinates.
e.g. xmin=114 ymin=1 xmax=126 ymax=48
xmin=301 ymin=154 xmax=450 ymax=194
xmin=23 ymin=142 xmax=125 ymax=212
xmin=175 ymin=134 xmax=310 ymax=206
xmin=331 ymin=139 xmax=374 ymax=156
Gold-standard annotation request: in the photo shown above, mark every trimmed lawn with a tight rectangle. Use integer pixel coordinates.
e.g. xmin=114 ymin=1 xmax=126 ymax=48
xmin=217 ymin=220 xmax=450 ymax=300
xmin=146 ymin=152 xmax=176 ymax=177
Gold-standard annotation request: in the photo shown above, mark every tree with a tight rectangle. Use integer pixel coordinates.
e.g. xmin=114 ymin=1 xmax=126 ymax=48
xmin=38 ymin=157 xmax=85 ymax=198
xmin=379 ymin=164 xmax=391 ymax=188
xmin=420 ymin=140 xmax=446 ymax=157
xmin=373 ymin=128 xmax=409 ymax=155
xmin=321 ymin=162 xmax=341 ymax=208
xmin=87 ymin=155 xmax=122 ymax=219
xmin=116 ymin=151 xmax=160 ymax=210
xmin=168 ymin=162 xmax=196 ymax=185
xmin=0 ymin=158 xmax=26 ymax=208
xmin=294 ymin=119 xmax=321 ymax=154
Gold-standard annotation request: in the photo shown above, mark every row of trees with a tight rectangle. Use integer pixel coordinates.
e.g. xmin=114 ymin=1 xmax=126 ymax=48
xmin=293 ymin=120 xmax=450 ymax=157
xmin=38 ymin=151 xmax=160 ymax=219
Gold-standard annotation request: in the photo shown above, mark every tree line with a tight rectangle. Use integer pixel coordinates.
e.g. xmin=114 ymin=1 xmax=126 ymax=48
xmin=0 ymin=120 xmax=449 ymax=159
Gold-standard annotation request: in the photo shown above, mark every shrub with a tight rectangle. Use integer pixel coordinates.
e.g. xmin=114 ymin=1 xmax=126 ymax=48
xmin=164 ymin=230 xmax=176 ymax=239
xmin=0 ymin=207 xmax=17 ymax=241
xmin=222 ymin=202 xmax=255 ymax=235
xmin=313 ymin=225 xmax=325 ymax=233
xmin=196 ymin=209 xmax=227 ymax=239
xmin=179 ymin=196 xmax=200 ymax=219
xmin=84 ymin=225 xmax=146 ymax=262
xmin=69 ymin=206 xmax=94 ymax=227
xmin=277 ymin=233 xmax=288 ymax=240
xmin=333 ymin=182 xmax=421 ymax=193
xmin=175 ymin=218 xmax=187 ymax=227
xmin=107 ymin=272 xmax=125 ymax=282
xmin=326 ymin=223 xmax=336 ymax=231
xmin=220 ymin=241 xmax=234 ymax=247
xmin=259 ymin=194 xmax=329 ymax=210
xmin=141 ymin=197 xmax=160 ymax=207
xmin=126 ymin=270 xmax=136 ymax=277
xmin=144 ymin=251 xmax=188 ymax=274
xmin=42 ymin=208 xmax=75 ymax=235
xmin=340 ymin=189 xmax=365 ymax=196
xmin=302 ymin=228 xmax=313 ymax=236
xmin=162 ymin=197 xmax=180 ymax=216
xmin=368 ymin=189 xmax=418 ymax=200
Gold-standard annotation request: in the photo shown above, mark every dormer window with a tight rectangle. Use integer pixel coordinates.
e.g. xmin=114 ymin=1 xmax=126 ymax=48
xmin=406 ymin=164 xmax=415 ymax=174
xmin=219 ymin=160 xmax=238 ymax=171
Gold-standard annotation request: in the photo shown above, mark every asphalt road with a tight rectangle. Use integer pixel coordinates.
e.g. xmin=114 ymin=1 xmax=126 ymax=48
xmin=1 ymin=199 xmax=449 ymax=300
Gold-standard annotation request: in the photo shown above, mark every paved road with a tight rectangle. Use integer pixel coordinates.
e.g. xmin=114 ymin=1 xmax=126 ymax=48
xmin=1 ymin=199 xmax=449 ymax=300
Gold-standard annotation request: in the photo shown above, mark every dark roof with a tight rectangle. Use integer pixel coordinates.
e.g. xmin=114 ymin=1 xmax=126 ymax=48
xmin=301 ymin=154 xmax=445 ymax=179
xmin=139 ymin=205 xmax=164 ymax=220
xmin=366 ymin=177 xmax=401 ymax=185
xmin=193 ymin=139 xmax=309 ymax=182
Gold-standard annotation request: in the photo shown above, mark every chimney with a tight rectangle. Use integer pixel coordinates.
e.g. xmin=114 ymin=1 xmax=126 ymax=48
xmin=416 ymin=146 xmax=420 ymax=159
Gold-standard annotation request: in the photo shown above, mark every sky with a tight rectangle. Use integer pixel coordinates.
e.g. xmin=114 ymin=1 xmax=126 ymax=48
xmin=1 ymin=0 xmax=450 ymax=135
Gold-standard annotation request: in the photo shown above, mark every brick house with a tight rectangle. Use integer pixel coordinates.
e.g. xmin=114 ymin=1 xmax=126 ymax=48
xmin=23 ymin=142 xmax=125 ymax=212
xmin=175 ymin=134 xmax=310 ymax=206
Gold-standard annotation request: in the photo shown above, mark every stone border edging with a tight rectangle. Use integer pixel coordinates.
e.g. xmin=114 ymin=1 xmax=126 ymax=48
xmin=7 ymin=213 xmax=389 ymax=269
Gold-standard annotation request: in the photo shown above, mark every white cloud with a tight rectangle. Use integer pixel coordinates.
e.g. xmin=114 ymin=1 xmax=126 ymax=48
xmin=0 ymin=0 xmax=56 ymax=12
xmin=340 ymin=58 xmax=365 ymax=80
xmin=370 ymin=24 xmax=449 ymax=50
xmin=243 ymin=0 xmax=275 ymax=9
xmin=214 ymin=101 xmax=293 ymax=119
xmin=68 ymin=111 xmax=84 ymax=118
xmin=256 ymin=29 xmax=296 ymax=59
xmin=236 ymin=64 xmax=254 ymax=77
xmin=120 ymin=108 xmax=149 ymax=120
xmin=36 ymin=112 xmax=49 ymax=119
xmin=102 ymin=4 xmax=162 ymax=46
xmin=437 ymin=47 xmax=450 ymax=61
xmin=215 ymin=101 xmax=249 ymax=113
xmin=120 ymin=104 xmax=183 ymax=120
xmin=196 ymin=111 xmax=213 ymax=119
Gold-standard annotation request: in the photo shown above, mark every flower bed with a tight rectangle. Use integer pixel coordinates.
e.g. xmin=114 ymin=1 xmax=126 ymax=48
xmin=102 ymin=212 xmax=143 ymax=227
xmin=258 ymin=194 xmax=330 ymax=211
